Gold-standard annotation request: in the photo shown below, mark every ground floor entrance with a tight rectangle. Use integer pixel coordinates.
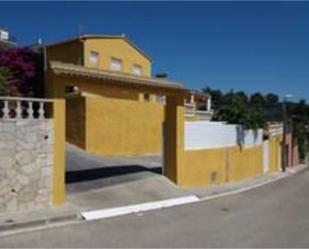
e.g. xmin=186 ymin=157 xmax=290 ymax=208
xmin=65 ymin=144 xmax=189 ymax=211
xmin=47 ymin=61 xmax=190 ymax=206
xmin=66 ymin=144 xmax=163 ymax=195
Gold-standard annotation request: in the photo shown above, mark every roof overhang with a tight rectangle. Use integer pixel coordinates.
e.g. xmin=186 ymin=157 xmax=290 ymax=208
xmin=49 ymin=61 xmax=190 ymax=96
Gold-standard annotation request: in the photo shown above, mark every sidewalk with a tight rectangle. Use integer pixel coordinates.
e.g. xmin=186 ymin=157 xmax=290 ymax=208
xmin=184 ymin=164 xmax=308 ymax=200
xmin=0 ymin=204 xmax=79 ymax=236
xmin=0 ymin=164 xmax=307 ymax=236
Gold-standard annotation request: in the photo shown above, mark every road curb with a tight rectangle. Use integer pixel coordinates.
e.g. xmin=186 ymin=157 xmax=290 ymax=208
xmin=0 ymin=213 xmax=80 ymax=237
xmin=199 ymin=164 xmax=308 ymax=202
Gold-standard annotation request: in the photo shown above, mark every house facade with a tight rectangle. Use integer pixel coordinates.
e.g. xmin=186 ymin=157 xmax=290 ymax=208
xmin=45 ymin=35 xmax=156 ymax=101
xmin=44 ymin=34 xmax=196 ymax=156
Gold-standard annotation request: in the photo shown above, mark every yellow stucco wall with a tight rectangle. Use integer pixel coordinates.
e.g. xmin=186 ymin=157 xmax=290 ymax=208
xmin=163 ymin=96 xmax=185 ymax=184
xmin=50 ymin=75 xmax=170 ymax=157
xmin=45 ymin=37 xmax=153 ymax=101
xmin=53 ymin=99 xmax=66 ymax=205
xmin=85 ymin=96 xmax=164 ymax=156
xmin=228 ymin=145 xmax=263 ymax=182
xmin=84 ymin=38 xmax=151 ymax=76
xmin=181 ymin=145 xmax=264 ymax=187
xmin=269 ymin=135 xmax=282 ymax=173
xmin=183 ymin=148 xmax=227 ymax=186
xmin=47 ymin=68 xmax=156 ymax=103
xmin=77 ymin=80 xmax=140 ymax=101
xmin=66 ymin=95 xmax=86 ymax=149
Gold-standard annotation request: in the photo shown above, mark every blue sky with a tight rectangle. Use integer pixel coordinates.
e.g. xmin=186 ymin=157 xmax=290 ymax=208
xmin=1 ymin=1 xmax=308 ymax=101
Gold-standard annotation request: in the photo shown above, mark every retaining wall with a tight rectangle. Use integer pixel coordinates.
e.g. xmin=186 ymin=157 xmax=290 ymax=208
xmin=0 ymin=120 xmax=54 ymax=212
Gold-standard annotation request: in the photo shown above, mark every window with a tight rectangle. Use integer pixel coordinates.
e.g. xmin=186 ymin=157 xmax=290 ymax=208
xmin=89 ymin=51 xmax=99 ymax=66
xmin=110 ymin=58 xmax=123 ymax=71
xmin=132 ymin=64 xmax=142 ymax=76
xmin=156 ymin=95 xmax=166 ymax=104
xmin=144 ymin=93 xmax=151 ymax=102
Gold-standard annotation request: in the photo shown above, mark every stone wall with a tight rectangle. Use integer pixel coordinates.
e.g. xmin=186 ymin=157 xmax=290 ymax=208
xmin=0 ymin=119 xmax=54 ymax=212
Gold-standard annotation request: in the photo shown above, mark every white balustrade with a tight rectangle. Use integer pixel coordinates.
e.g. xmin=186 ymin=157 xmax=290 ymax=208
xmin=16 ymin=101 xmax=22 ymax=119
xmin=3 ymin=100 xmax=9 ymax=119
xmin=39 ymin=102 xmax=45 ymax=119
xmin=0 ymin=97 xmax=53 ymax=120
xmin=28 ymin=101 xmax=34 ymax=119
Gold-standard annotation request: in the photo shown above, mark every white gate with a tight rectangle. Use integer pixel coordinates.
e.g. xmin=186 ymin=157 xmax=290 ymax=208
xmin=263 ymin=140 xmax=270 ymax=174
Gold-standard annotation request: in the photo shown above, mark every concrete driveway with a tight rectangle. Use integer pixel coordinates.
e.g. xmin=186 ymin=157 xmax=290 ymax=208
xmin=65 ymin=145 xmax=184 ymax=212
xmin=66 ymin=144 xmax=163 ymax=194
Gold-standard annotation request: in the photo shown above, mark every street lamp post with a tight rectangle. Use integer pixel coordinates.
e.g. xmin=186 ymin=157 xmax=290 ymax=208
xmin=281 ymin=94 xmax=294 ymax=172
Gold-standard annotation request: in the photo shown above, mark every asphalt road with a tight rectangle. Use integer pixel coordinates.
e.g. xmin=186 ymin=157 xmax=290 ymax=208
xmin=2 ymin=167 xmax=309 ymax=248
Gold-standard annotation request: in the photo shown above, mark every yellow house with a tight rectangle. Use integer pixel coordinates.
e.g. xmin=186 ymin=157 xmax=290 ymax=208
xmin=43 ymin=34 xmax=282 ymax=191
xmin=45 ymin=34 xmax=157 ymax=100
xmin=44 ymin=34 xmax=189 ymax=156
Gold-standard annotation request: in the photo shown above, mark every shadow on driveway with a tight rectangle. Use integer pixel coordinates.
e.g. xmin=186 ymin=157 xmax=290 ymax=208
xmin=66 ymin=165 xmax=162 ymax=184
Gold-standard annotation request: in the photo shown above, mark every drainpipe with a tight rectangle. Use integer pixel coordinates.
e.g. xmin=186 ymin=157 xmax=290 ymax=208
xmin=281 ymin=100 xmax=287 ymax=172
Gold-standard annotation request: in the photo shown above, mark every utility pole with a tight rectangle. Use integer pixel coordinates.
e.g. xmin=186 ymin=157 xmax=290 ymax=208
xmin=281 ymin=94 xmax=294 ymax=172
xmin=281 ymin=100 xmax=287 ymax=172
xmin=77 ymin=24 xmax=87 ymax=36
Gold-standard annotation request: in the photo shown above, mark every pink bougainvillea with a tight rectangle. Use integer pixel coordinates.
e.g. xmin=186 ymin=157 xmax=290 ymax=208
xmin=0 ymin=47 xmax=35 ymax=96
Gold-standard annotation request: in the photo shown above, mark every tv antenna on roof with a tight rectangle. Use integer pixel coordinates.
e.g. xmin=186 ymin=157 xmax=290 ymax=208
xmin=77 ymin=24 xmax=87 ymax=36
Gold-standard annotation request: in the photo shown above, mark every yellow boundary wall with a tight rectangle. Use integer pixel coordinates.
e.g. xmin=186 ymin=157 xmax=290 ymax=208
xmin=182 ymin=145 xmax=263 ymax=186
xmin=85 ymin=96 xmax=164 ymax=156
xmin=269 ymin=134 xmax=282 ymax=173
xmin=180 ymin=135 xmax=281 ymax=187
xmin=65 ymin=95 xmax=164 ymax=156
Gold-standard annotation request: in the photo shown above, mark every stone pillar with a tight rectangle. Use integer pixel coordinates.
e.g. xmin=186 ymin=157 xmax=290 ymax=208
xmin=163 ymin=95 xmax=185 ymax=184
xmin=53 ymin=99 xmax=66 ymax=205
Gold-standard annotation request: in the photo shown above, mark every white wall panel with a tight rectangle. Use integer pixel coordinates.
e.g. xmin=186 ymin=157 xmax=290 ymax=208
xmin=263 ymin=140 xmax=270 ymax=174
xmin=185 ymin=121 xmax=263 ymax=150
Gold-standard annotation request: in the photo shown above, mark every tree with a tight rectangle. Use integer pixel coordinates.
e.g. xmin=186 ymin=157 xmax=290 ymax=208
xmin=235 ymin=91 xmax=249 ymax=104
xmin=250 ymin=92 xmax=265 ymax=106
xmin=0 ymin=47 xmax=35 ymax=96
xmin=265 ymin=93 xmax=279 ymax=105
xmin=212 ymin=90 xmax=264 ymax=129
xmin=289 ymin=99 xmax=309 ymax=160
xmin=0 ymin=67 xmax=9 ymax=96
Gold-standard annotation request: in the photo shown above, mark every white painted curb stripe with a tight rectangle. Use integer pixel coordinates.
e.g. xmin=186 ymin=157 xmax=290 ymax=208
xmin=81 ymin=195 xmax=200 ymax=221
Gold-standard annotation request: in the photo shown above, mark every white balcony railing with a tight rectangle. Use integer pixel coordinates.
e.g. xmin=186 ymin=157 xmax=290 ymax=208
xmin=0 ymin=96 xmax=53 ymax=120
xmin=185 ymin=103 xmax=213 ymax=120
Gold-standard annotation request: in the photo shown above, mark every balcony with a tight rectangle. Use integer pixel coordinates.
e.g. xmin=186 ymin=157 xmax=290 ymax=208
xmin=185 ymin=103 xmax=214 ymax=121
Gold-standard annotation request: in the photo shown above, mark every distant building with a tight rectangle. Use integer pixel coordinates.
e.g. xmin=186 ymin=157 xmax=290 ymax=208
xmin=0 ymin=26 xmax=17 ymax=50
